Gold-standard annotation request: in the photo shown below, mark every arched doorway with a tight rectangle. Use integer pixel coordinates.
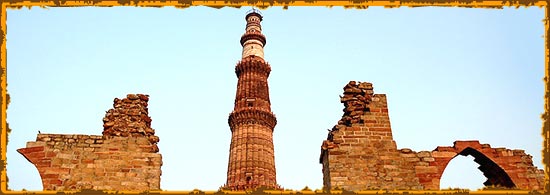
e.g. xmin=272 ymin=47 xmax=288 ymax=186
xmin=440 ymin=155 xmax=485 ymax=190
xmin=437 ymin=147 xmax=516 ymax=189
xmin=420 ymin=141 xmax=543 ymax=190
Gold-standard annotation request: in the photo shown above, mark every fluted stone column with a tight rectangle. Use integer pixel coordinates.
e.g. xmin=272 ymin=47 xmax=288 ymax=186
xmin=225 ymin=9 xmax=279 ymax=191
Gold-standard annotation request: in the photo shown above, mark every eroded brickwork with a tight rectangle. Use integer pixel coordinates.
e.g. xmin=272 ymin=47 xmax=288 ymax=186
xmin=102 ymin=94 xmax=159 ymax=152
xmin=400 ymin=141 xmax=545 ymax=190
xmin=18 ymin=94 xmax=162 ymax=191
xmin=320 ymin=81 xmax=422 ymax=190
xmin=320 ymin=81 xmax=545 ymax=191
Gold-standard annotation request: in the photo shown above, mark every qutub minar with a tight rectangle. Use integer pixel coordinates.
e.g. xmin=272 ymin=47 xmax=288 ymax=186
xmin=224 ymin=9 xmax=280 ymax=190
xmin=15 ymin=9 xmax=545 ymax=192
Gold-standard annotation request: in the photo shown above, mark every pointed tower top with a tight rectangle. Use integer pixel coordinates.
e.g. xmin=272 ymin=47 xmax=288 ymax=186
xmin=245 ymin=8 xmax=263 ymax=21
xmin=240 ymin=8 xmax=266 ymax=59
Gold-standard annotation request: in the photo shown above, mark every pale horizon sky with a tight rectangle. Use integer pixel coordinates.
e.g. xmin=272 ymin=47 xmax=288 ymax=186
xmin=5 ymin=6 xmax=545 ymax=191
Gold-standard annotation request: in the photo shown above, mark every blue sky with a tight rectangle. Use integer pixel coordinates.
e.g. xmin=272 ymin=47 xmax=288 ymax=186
xmin=5 ymin=6 xmax=545 ymax=191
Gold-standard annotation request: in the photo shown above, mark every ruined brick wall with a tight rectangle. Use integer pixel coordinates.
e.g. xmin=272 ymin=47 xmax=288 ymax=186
xmin=17 ymin=94 xmax=162 ymax=191
xmin=320 ymin=81 xmax=545 ymax=191
xmin=103 ymin=94 xmax=159 ymax=152
xmin=17 ymin=135 xmax=162 ymax=190
xmin=399 ymin=141 xmax=545 ymax=190
xmin=320 ymin=81 xmax=422 ymax=190
xmin=398 ymin=149 xmax=440 ymax=190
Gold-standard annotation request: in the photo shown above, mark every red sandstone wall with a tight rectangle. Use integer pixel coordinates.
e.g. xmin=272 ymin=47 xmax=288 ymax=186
xmin=320 ymin=81 xmax=422 ymax=190
xmin=400 ymin=141 xmax=545 ymax=190
xmin=320 ymin=81 xmax=545 ymax=191
xmin=17 ymin=94 xmax=162 ymax=191
xmin=18 ymin=135 xmax=162 ymax=190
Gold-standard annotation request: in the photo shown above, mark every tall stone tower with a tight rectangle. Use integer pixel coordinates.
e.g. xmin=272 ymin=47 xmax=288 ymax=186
xmin=225 ymin=9 xmax=279 ymax=190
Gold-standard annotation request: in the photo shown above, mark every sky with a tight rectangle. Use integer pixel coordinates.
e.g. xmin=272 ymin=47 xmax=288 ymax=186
xmin=5 ymin=5 xmax=546 ymax=191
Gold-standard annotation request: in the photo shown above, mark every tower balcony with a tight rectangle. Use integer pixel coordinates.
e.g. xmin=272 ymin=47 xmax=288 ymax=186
xmin=235 ymin=55 xmax=271 ymax=78
xmin=228 ymin=109 xmax=277 ymax=131
xmin=240 ymin=32 xmax=266 ymax=47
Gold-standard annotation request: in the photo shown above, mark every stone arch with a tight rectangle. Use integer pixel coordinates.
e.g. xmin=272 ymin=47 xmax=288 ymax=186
xmin=418 ymin=140 xmax=544 ymax=190
xmin=459 ymin=147 xmax=515 ymax=187
xmin=438 ymin=147 xmax=515 ymax=189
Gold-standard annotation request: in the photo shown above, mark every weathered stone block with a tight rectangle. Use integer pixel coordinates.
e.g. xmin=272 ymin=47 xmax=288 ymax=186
xmin=417 ymin=151 xmax=431 ymax=158
xmin=431 ymin=151 xmax=457 ymax=158
xmin=421 ymin=157 xmax=435 ymax=162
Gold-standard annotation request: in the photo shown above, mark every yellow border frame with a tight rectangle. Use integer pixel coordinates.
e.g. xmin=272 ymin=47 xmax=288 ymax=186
xmin=1 ymin=0 xmax=548 ymax=194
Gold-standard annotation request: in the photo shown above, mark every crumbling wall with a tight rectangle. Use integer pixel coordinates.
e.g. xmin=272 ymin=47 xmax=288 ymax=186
xmin=320 ymin=81 xmax=545 ymax=191
xmin=399 ymin=141 xmax=545 ymax=190
xmin=320 ymin=81 xmax=422 ymax=190
xmin=398 ymin=148 xmax=441 ymax=190
xmin=103 ymin=94 xmax=159 ymax=152
xmin=17 ymin=94 xmax=162 ymax=191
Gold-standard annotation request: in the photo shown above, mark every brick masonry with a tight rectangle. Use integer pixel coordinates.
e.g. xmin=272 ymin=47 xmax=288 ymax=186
xmin=320 ymin=81 xmax=545 ymax=191
xmin=404 ymin=141 xmax=545 ymax=190
xmin=17 ymin=94 xmax=162 ymax=191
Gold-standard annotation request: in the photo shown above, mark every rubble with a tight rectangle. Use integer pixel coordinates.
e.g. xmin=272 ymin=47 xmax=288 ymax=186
xmin=327 ymin=81 xmax=376 ymax=136
xmin=102 ymin=94 xmax=159 ymax=152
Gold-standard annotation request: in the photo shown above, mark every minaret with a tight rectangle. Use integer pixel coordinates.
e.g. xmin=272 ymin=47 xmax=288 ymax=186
xmin=225 ymin=9 xmax=279 ymax=190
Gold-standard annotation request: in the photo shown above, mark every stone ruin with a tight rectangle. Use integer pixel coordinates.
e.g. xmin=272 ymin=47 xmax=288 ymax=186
xmin=102 ymin=94 xmax=159 ymax=152
xmin=15 ymin=85 xmax=546 ymax=192
xmin=320 ymin=81 xmax=545 ymax=191
xmin=17 ymin=94 xmax=162 ymax=191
